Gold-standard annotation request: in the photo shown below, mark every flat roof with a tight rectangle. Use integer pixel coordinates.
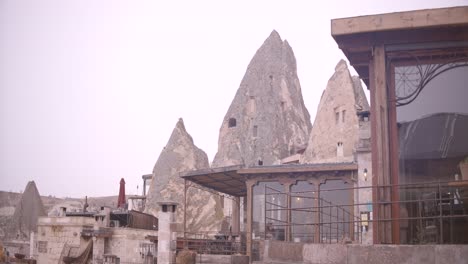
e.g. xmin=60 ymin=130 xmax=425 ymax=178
xmin=180 ymin=163 xmax=358 ymax=197
xmin=142 ymin=174 xmax=153 ymax=180
xmin=180 ymin=165 xmax=245 ymax=197
xmin=332 ymin=6 xmax=468 ymax=36
xmin=331 ymin=6 xmax=468 ymax=87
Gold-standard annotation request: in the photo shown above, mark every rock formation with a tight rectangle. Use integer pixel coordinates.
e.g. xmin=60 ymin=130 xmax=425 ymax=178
xmin=145 ymin=119 xmax=223 ymax=232
xmin=302 ymin=60 xmax=369 ymax=163
xmin=10 ymin=181 xmax=46 ymax=240
xmin=212 ymin=30 xmax=312 ymax=168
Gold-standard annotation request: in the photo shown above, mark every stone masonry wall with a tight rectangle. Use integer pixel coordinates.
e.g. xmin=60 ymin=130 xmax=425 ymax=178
xmin=36 ymin=217 xmax=94 ymax=264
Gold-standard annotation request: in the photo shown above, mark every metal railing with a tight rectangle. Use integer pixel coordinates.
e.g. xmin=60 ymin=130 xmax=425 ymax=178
xmin=174 ymin=231 xmax=260 ymax=262
xmin=259 ymin=180 xmax=468 ymax=244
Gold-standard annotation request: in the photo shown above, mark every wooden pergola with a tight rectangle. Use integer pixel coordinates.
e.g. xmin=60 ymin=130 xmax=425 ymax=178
xmin=181 ymin=163 xmax=358 ymax=259
xmin=332 ymin=6 xmax=468 ymax=244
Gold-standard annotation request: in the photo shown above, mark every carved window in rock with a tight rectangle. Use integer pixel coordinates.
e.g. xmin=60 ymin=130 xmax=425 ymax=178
xmin=337 ymin=142 xmax=344 ymax=158
xmin=342 ymin=110 xmax=346 ymax=123
xmin=335 ymin=112 xmax=340 ymax=125
xmin=228 ymin=118 xmax=236 ymax=128
xmin=253 ymin=125 xmax=258 ymax=137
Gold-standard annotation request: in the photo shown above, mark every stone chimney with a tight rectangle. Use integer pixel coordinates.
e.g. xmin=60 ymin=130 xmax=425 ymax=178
xmin=157 ymin=201 xmax=178 ymax=264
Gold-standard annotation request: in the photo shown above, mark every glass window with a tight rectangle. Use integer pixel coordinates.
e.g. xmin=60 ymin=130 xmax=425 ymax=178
xmin=319 ymin=180 xmax=353 ymax=243
xmin=291 ymin=181 xmax=316 ymax=243
xmin=252 ymin=182 xmax=285 ymax=240
xmin=394 ymin=60 xmax=468 ymax=244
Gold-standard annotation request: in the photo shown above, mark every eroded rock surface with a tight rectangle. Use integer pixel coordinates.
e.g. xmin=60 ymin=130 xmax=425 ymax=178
xmin=145 ymin=119 xmax=223 ymax=232
xmin=9 ymin=181 xmax=46 ymax=240
xmin=302 ymin=60 xmax=369 ymax=163
xmin=212 ymin=30 xmax=312 ymax=168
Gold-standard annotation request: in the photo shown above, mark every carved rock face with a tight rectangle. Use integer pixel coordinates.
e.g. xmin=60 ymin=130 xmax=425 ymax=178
xmin=145 ymin=119 xmax=223 ymax=232
xmin=302 ymin=60 xmax=369 ymax=164
xmin=212 ymin=30 xmax=312 ymax=168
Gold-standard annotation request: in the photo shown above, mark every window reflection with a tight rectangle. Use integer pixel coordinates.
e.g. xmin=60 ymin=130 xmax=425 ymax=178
xmin=395 ymin=64 xmax=468 ymax=244
xmin=291 ymin=181 xmax=316 ymax=242
xmin=319 ymin=180 xmax=353 ymax=243
xmin=252 ymin=182 xmax=285 ymax=240
xmin=396 ymin=66 xmax=468 ymax=183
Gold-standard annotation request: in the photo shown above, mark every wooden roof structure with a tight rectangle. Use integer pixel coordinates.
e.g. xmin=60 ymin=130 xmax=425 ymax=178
xmin=331 ymin=6 xmax=468 ymax=87
xmin=180 ymin=163 xmax=358 ymax=197
xmin=332 ymin=6 xmax=468 ymax=244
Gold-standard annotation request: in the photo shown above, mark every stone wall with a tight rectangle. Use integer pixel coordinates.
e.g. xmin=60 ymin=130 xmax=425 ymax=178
xmin=37 ymin=216 xmax=158 ymax=263
xmin=258 ymin=242 xmax=468 ymax=264
xmin=36 ymin=216 xmax=94 ymax=264
xmin=355 ymin=115 xmax=373 ymax=244
xmin=104 ymin=228 xmax=157 ymax=263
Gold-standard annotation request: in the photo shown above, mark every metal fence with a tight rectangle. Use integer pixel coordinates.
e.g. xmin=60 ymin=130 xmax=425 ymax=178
xmin=262 ymin=180 xmax=468 ymax=244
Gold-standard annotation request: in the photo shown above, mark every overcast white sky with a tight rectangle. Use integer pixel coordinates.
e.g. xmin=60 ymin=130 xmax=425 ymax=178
xmin=1 ymin=0 xmax=467 ymax=198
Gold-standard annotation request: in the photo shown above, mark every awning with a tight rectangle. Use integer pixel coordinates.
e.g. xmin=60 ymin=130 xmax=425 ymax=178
xmin=180 ymin=163 xmax=358 ymax=197
xmin=180 ymin=165 xmax=246 ymax=197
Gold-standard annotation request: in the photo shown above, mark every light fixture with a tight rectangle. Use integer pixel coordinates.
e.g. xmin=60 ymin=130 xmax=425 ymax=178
xmin=363 ymin=168 xmax=368 ymax=181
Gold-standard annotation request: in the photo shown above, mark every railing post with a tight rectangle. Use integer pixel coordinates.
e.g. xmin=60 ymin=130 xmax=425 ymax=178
xmin=264 ymin=184 xmax=267 ymax=240
xmin=438 ymin=183 xmax=443 ymax=244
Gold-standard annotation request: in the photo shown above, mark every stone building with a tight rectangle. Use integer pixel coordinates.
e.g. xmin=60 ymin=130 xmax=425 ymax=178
xmin=179 ymin=30 xmax=374 ymax=262
xmin=36 ymin=208 xmax=158 ymax=264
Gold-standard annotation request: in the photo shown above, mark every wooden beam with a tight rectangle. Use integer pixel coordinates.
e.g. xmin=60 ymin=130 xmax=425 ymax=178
xmin=335 ymin=26 xmax=468 ymax=51
xmin=332 ymin=6 xmax=468 ymax=36
xmin=348 ymin=51 xmax=373 ymax=66
xmin=238 ymin=164 xmax=358 ymax=174
xmin=246 ymin=180 xmax=254 ymax=260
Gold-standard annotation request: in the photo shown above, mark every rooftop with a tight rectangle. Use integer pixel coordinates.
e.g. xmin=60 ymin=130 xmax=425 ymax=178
xmin=331 ymin=6 xmax=468 ymax=87
xmin=180 ymin=163 xmax=358 ymax=197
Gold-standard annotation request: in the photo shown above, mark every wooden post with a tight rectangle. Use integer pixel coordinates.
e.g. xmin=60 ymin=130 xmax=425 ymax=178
xmin=183 ymin=179 xmax=187 ymax=243
xmin=285 ymin=183 xmax=292 ymax=242
xmin=388 ymin=64 xmax=400 ymax=244
xmin=313 ymin=182 xmax=321 ymax=243
xmin=246 ymin=180 xmax=255 ymax=260
xmin=370 ymin=44 xmax=394 ymax=244
xmin=232 ymin=196 xmax=241 ymax=235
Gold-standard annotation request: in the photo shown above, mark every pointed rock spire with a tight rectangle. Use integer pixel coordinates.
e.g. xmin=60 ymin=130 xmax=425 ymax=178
xmin=11 ymin=181 xmax=46 ymax=239
xmin=302 ymin=60 xmax=369 ymax=163
xmin=145 ymin=119 xmax=223 ymax=231
xmin=212 ymin=30 xmax=312 ymax=168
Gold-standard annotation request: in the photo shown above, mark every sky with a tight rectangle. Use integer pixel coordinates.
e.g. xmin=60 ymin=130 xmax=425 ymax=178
xmin=1 ymin=0 xmax=467 ymax=198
